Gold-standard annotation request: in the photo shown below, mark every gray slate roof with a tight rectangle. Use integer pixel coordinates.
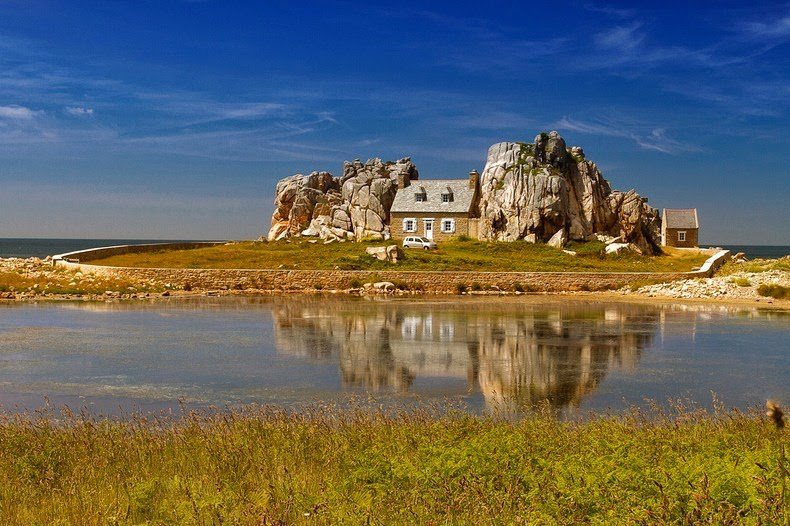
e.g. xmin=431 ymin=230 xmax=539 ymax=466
xmin=390 ymin=179 xmax=475 ymax=214
xmin=663 ymin=208 xmax=699 ymax=229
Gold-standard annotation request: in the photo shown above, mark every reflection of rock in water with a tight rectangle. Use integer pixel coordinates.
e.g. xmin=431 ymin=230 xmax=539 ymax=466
xmin=475 ymin=310 xmax=654 ymax=415
xmin=272 ymin=299 xmax=658 ymax=413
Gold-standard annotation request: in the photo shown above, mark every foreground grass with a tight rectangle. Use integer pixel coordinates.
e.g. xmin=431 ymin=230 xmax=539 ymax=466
xmin=0 ymin=405 xmax=785 ymax=525
xmin=89 ymin=240 xmax=709 ymax=273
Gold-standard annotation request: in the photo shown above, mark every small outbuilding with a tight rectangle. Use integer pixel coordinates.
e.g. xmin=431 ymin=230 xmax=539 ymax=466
xmin=661 ymin=208 xmax=699 ymax=247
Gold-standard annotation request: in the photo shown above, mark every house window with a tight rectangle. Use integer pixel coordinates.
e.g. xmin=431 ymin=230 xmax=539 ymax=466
xmin=441 ymin=218 xmax=455 ymax=233
xmin=403 ymin=218 xmax=417 ymax=233
xmin=677 ymin=231 xmax=686 ymax=242
xmin=415 ymin=193 xmax=427 ymax=202
xmin=441 ymin=193 xmax=453 ymax=203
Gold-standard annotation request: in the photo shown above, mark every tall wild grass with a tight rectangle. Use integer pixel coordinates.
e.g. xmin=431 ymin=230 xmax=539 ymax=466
xmin=0 ymin=402 xmax=785 ymax=525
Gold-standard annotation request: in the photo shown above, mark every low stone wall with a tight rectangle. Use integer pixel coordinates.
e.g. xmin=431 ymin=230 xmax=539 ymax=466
xmin=53 ymin=242 xmax=226 ymax=263
xmin=53 ymin=245 xmax=731 ymax=294
xmin=698 ymin=249 xmax=731 ymax=275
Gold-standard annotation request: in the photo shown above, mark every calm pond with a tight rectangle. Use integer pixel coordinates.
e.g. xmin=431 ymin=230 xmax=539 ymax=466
xmin=0 ymin=297 xmax=787 ymax=417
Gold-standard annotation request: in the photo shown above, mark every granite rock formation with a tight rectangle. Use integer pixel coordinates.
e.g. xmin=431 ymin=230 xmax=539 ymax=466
xmin=268 ymin=157 xmax=418 ymax=241
xmin=267 ymin=131 xmax=661 ymax=253
xmin=477 ymin=131 xmax=661 ymax=254
xmin=268 ymin=171 xmax=341 ymax=241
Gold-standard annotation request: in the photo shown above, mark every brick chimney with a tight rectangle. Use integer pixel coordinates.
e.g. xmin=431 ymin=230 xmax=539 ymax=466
xmin=468 ymin=170 xmax=480 ymax=191
xmin=397 ymin=173 xmax=411 ymax=189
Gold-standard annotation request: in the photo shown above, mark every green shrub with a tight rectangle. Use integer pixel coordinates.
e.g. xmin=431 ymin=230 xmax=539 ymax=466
xmin=457 ymin=234 xmax=472 ymax=242
xmin=349 ymin=279 xmax=362 ymax=289
xmin=455 ymin=283 xmax=467 ymax=294
xmin=732 ymin=277 xmax=751 ymax=287
xmin=471 ymin=282 xmax=483 ymax=292
xmin=756 ymin=284 xmax=789 ymax=299
xmin=314 ymin=284 xmax=324 ymax=291
xmin=513 ymin=282 xmax=524 ymax=292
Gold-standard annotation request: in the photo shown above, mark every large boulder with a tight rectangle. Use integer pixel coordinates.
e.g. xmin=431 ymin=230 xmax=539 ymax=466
xmin=477 ymin=131 xmax=661 ymax=254
xmin=339 ymin=157 xmax=417 ymax=240
xmin=365 ymin=244 xmax=403 ymax=263
xmin=267 ymin=158 xmax=418 ymax=241
xmin=268 ymin=171 xmax=340 ymax=240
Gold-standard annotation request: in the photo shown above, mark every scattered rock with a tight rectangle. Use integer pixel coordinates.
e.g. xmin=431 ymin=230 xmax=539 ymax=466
xmin=605 ymin=243 xmax=638 ymax=255
xmin=386 ymin=244 xmax=402 ymax=263
xmin=547 ymin=229 xmax=567 ymax=248
xmin=621 ymin=269 xmax=789 ymax=300
xmin=365 ymin=245 xmax=403 ymax=263
xmin=373 ymin=281 xmax=395 ymax=292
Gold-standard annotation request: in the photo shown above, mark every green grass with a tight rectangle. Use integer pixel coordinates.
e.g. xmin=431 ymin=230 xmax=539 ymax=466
xmin=732 ymin=277 xmax=752 ymax=287
xmin=0 ymin=405 xmax=784 ymax=525
xmin=88 ymin=240 xmax=709 ymax=273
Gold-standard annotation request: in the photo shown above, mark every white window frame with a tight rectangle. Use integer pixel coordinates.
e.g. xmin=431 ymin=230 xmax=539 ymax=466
xmin=414 ymin=192 xmax=427 ymax=202
xmin=440 ymin=218 xmax=456 ymax=234
xmin=403 ymin=218 xmax=417 ymax=233
xmin=677 ymin=231 xmax=686 ymax=242
xmin=441 ymin=193 xmax=453 ymax=203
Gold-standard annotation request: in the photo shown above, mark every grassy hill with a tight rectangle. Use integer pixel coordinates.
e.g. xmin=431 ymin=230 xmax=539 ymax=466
xmin=88 ymin=239 xmax=709 ymax=273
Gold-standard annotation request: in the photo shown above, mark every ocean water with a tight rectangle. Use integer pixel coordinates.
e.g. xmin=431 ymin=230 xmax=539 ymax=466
xmin=716 ymin=245 xmax=789 ymax=259
xmin=1 ymin=238 xmax=788 ymax=260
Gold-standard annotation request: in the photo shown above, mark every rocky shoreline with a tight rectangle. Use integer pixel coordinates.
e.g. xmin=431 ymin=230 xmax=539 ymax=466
xmin=2 ymin=255 xmax=788 ymax=307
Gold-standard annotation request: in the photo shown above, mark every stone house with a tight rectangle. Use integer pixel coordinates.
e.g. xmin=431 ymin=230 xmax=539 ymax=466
xmin=390 ymin=171 xmax=481 ymax=241
xmin=661 ymin=208 xmax=699 ymax=247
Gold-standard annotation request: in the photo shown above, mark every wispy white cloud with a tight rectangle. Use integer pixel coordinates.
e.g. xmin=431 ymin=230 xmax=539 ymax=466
xmin=0 ymin=105 xmax=40 ymax=119
xmin=738 ymin=15 xmax=790 ymax=40
xmin=594 ymin=22 xmax=645 ymax=52
xmin=65 ymin=106 xmax=94 ymax=116
xmin=583 ymin=3 xmax=637 ymax=20
xmin=555 ymin=116 xmax=700 ymax=155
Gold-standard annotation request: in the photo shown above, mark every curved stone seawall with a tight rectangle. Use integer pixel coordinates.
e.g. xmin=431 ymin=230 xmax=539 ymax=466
xmin=52 ymin=243 xmax=731 ymax=294
xmin=53 ymin=242 xmax=226 ymax=263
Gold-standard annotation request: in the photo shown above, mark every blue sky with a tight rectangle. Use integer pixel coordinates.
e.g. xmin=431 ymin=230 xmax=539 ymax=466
xmin=0 ymin=1 xmax=787 ymax=243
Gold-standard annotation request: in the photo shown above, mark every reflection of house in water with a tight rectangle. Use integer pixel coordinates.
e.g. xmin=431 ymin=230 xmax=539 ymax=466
xmin=271 ymin=299 xmax=661 ymax=413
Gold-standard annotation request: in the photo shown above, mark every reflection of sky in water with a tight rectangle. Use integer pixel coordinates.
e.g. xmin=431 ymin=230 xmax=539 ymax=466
xmin=0 ymin=298 xmax=787 ymax=417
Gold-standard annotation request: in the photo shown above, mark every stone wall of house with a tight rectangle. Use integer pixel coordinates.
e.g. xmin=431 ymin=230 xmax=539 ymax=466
xmin=664 ymin=228 xmax=699 ymax=248
xmin=390 ymin=212 xmax=472 ymax=241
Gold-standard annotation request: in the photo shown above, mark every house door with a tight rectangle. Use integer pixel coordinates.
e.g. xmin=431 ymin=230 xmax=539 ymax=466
xmin=424 ymin=219 xmax=434 ymax=240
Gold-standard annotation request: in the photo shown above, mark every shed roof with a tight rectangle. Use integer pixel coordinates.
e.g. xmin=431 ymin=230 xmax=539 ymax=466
xmin=663 ymin=208 xmax=699 ymax=229
xmin=390 ymin=179 xmax=475 ymax=214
